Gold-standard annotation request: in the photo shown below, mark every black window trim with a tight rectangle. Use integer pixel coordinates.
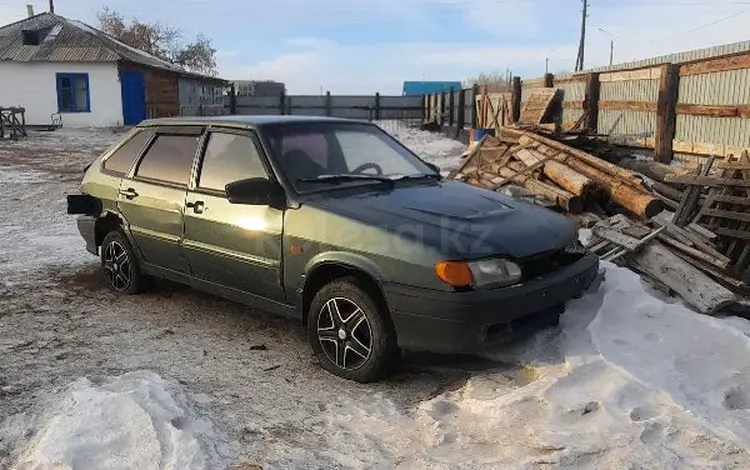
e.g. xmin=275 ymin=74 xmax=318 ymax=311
xmin=100 ymin=128 xmax=156 ymax=177
xmin=190 ymin=126 xmax=274 ymax=198
xmin=130 ymin=126 xmax=205 ymax=189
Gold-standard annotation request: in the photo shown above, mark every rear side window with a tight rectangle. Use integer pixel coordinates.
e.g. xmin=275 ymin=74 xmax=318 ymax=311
xmin=198 ymin=132 xmax=267 ymax=193
xmin=103 ymin=130 xmax=153 ymax=175
xmin=135 ymin=134 xmax=200 ymax=186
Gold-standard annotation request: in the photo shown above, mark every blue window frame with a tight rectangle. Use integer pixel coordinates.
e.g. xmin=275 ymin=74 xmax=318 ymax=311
xmin=56 ymin=73 xmax=90 ymax=113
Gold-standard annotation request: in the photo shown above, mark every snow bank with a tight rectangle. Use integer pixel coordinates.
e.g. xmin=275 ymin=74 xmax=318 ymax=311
xmin=10 ymin=371 xmax=215 ymax=470
xmin=323 ymin=263 xmax=750 ymax=468
xmin=375 ymin=120 xmax=466 ymax=171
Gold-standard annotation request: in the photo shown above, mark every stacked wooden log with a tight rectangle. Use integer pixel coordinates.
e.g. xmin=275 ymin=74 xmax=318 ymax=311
xmin=449 ymin=126 xmax=664 ymax=218
xmin=450 ymin=125 xmax=749 ymax=313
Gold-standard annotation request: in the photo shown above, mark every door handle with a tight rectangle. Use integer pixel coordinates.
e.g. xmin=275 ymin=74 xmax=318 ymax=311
xmin=119 ymin=188 xmax=138 ymax=199
xmin=186 ymin=200 xmax=205 ymax=214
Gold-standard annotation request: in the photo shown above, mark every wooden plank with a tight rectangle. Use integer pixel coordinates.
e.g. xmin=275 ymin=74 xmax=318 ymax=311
xmin=717 ymin=161 xmax=750 ymax=170
xmin=657 ymin=233 xmax=731 ymax=269
xmin=671 ymin=139 xmax=744 ymax=158
xmin=599 ymin=67 xmax=662 ymax=82
xmin=704 ymin=209 xmax=750 ymax=223
xmin=598 ymin=100 xmax=656 ymax=113
xmin=511 ymin=77 xmax=522 ymax=124
xmin=490 ymin=154 xmax=557 ymax=190
xmin=680 ymin=52 xmax=750 ymax=77
xmin=554 ymin=75 xmax=587 ymax=84
xmin=664 ymin=174 xmax=750 ymax=188
xmin=655 ymin=64 xmax=680 ymax=164
xmin=584 ymin=73 xmax=600 ymax=132
xmin=715 ymin=227 xmax=750 ymax=241
xmin=676 ymin=104 xmax=750 ymax=118
xmin=562 ymin=101 xmax=585 ymax=110
xmin=712 ymin=194 xmax=750 ymax=206
xmin=519 ymin=88 xmax=558 ymax=126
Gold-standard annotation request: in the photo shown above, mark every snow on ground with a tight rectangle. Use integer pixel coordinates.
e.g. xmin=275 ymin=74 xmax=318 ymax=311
xmin=2 ymin=124 xmax=750 ymax=469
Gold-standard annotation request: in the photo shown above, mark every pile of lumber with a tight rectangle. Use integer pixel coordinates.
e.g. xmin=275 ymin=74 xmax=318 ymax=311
xmin=619 ymin=151 xmax=750 ymax=283
xmin=449 ymin=122 xmax=749 ymax=313
xmin=449 ymin=126 xmax=664 ymax=218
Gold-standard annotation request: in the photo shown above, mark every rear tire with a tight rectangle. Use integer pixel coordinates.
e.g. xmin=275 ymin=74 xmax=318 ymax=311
xmin=100 ymin=230 xmax=145 ymax=295
xmin=307 ymin=277 xmax=398 ymax=382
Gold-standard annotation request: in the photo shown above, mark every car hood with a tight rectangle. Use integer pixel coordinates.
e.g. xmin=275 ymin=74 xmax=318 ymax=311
xmin=305 ymin=180 xmax=576 ymax=259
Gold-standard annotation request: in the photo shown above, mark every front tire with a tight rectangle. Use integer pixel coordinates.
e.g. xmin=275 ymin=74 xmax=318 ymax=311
xmin=307 ymin=278 xmax=398 ymax=382
xmin=100 ymin=230 xmax=144 ymax=295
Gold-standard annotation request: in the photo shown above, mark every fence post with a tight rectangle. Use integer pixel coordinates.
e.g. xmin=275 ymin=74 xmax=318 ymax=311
xmin=279 ymin=88 xmax=286 ymax=115
xmin=325 ymin=91 xmax=332 ymax=116
xmin=655 ymin=64 xmax=679 ymax=164
xmin=449 ymin=87 xmax=455 ymax=127
xmin=456 ymin=88 xmax=466 ymax=138
xmin=374 ymin=92 xmax=381 ymax=120
xmin=584 ymin=72 xmax=600 ymax=132
xmin=229 ymin=83 xmax=236 ymax=115
xmin=286 ymin=96 xmax=293 ymax=115
xmin=511 ymin=76 xmax=522 ymax=123
xmin=544 ymin=73 xmax=554 ymax=88
xmin=471 ymin=84 xmax=479 ymax=129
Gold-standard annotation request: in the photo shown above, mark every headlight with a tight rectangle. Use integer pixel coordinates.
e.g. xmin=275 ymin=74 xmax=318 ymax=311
xmin=435 ymin=258 xmax=523 ymax=289
xmin=468 ymin=258 xmax=523 ymax=288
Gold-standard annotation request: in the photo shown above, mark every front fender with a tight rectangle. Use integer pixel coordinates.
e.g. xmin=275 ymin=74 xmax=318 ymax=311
xmin=303 ymin=251 xmax=385 ymax=283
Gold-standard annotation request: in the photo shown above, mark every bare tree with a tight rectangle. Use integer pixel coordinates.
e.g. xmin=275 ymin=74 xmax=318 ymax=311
xmin=98 ymin=7 xmax=217 ymax=75
xmin=462 ymin=72 xmax=511 ymax=92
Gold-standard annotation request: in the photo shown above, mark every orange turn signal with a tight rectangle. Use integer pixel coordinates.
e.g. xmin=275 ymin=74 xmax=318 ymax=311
xmin=435 ymin=261 xmax=473 ymax=287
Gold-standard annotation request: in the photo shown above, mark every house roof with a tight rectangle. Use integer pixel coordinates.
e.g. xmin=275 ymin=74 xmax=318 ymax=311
xmin=0 ymin=12 xmax=225 ymax=83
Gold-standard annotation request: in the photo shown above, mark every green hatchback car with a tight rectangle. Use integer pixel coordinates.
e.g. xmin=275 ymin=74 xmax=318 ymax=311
xmin=67 ymin=116 xmax=599 ymax=382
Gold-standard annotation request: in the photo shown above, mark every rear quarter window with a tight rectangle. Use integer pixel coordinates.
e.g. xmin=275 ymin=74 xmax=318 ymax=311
xmin=103 ymin=129 xmax=153 ymax=175
xmin=135 ymin=134 xmax=200 ymax=186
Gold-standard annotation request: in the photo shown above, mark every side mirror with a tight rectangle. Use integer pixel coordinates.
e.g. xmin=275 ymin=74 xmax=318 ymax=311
xmin=225 ymin=178 xmax=285 ymax=206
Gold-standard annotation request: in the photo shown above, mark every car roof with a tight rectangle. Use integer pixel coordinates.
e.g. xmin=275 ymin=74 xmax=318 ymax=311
xmin=137 ymin=115 xmax=373 ymax=128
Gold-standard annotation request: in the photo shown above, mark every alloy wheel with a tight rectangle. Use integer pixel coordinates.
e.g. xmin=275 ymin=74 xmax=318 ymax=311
xmin=103 ymin=240 xmax=131 ymax=292
xmin=317 ymin=297 xmax=373 ymax=370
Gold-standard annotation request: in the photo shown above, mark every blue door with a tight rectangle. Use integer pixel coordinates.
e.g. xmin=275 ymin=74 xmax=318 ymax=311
xmin=120 ymin=71 xmax=146 ymax=125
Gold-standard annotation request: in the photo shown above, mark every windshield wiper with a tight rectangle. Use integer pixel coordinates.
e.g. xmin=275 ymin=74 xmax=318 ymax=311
xmin=297 ymin=174 xmax=396 ymax=188
xmin=394 ymin=173 xmax=441 ymax=182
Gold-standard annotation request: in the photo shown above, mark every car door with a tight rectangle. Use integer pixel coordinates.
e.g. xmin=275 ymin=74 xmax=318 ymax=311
xmin=118 ymin=126 xmax=203 ymax=274
xmin=182 ymin=128 xmax=284 ymax=302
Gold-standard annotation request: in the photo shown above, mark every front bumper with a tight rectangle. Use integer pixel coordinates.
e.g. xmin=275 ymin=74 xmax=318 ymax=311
xmin=76 ymin=215 xmax=98 ymax=256
xmin=385 ymin=251 xmax=600 ymax=353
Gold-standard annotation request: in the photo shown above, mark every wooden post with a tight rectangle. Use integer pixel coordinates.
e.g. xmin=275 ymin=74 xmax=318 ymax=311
xmin=584 ymin=72 xmax=600 ymax=132
xmin=279 ymin=88 xmax=286 ymax=115
xmin=655 ymin=64 xmax=679 ymax=164
xmin=325 ymin=91 xmax=332 ymax=116
xmin=544 ymin=73 xmax=554 ymax=88
xmin=229 ymin=83 xmax=236 ymax=115
xmin=374 ymin=92 xmax=381 ymax=120
xmin=511 ymin=76 xmax=522 ymax=124
xmin=286 ymin=96 xmax=292 ymax=115
xmin=471 ymin=84 xmax=479 ymax=129
xmin=448 ymin=87 xmax=455 ymax=127
xmin=456 ymin=88 xmax=466 ymax=138
xmin=421 ymin=94 xmax=427 ymax=122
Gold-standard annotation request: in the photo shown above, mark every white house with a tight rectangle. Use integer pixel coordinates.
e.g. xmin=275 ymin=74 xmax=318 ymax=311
xmin=0 ymin=12 xmax=226 ymax=128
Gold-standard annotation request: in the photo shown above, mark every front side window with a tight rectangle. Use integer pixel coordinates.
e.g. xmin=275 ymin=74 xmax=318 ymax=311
xmin=264 ymin=123 xmax=435 ymax=191
xmin=198 ymin=132 xmax=267 ymax=193
xmin=56 ymin=73 xmax=90 ymax=113
xmin=135 ymin=134 xmax=200 ymax=186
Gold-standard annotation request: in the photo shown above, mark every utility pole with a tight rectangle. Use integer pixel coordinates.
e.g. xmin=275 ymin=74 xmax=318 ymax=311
xmin=49 ymin=0 xmax=55 ymax=13
xmin=545 ymin=57 xmax=549 ymax=74
xmin=575 ymin=0 xmax=588 ymax=72
xmin=609 ymin=39 xmax=614 ymax=66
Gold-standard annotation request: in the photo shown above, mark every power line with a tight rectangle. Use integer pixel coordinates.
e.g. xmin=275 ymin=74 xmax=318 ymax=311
xmin=621 ymin=8 xmax=749 ymax=50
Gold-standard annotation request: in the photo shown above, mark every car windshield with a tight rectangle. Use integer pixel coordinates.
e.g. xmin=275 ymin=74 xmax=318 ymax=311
xmin=262 ymin=122 xmax=438 ymax=191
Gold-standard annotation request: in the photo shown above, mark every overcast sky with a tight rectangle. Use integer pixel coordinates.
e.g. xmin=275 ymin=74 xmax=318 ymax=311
xmin=2 ymin=0 xmax=749 ymax=94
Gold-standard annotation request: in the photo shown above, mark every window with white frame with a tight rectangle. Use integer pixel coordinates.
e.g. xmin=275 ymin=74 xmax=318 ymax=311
xmin=56 ymin=73 xmax=90 ymax=113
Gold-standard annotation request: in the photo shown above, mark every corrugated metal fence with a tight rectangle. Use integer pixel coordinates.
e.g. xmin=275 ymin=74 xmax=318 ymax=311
xmin=423 ymin=39 xmax=750 ymax=164
xmin=225 ymin=93 xmax=423 ymax=121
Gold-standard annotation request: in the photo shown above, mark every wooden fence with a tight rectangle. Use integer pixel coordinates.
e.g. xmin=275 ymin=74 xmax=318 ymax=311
xmin=423 ymin=46 xmax=750 ymax=165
